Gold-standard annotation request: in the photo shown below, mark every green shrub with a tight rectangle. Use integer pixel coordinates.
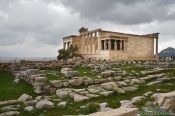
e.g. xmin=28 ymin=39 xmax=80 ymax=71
xmin=57 ymin=45 xmax=82 ymax=60
xmin=82 ymin=103 xmax=99 ymax=114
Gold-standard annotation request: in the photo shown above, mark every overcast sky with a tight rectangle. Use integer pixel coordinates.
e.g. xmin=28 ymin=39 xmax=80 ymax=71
xmin=0 ymin=0 xmax=175 ymax=57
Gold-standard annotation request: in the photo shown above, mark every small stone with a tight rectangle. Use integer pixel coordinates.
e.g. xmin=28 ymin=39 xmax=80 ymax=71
xmin=122 ymin=87 xmax=137 ymax=92
xmin=101 ymin=70 xmax=116 ymax=77
xmin=73 ymin=94 xmax=89 ymax=102
xmin=24 ymin=106 xmax=33 ymax=112
xmin=18 ymin=93 xmax=32 ymax=103
xmin=94 ymin=79 xmax=101 ymax=84
xmin=63 ymin=82 xmax=69 ymax=87
xmin=83 ymin=80 xmax=89 ymax=86
xmin=57 ymin=101 xmax=67 ymax=108
xmin=120 ymin=100 xmax=134 ymax=108
xmin=36 ymin=100 xmax=54 ymax=110
xmin=113 ymin=76 xmax=122 ymax=81
xmin=50 ymin=80 xmax=62 ymax=88
xmin=0 ymin=111 xmax=20 ymax=116
xmin=13 ymin=78 xmax=19 ymax=84
xmin=144 ymin=91 xmax=153 ymax=97
xmin=24 ymin=100 xmax=37 ymax=106
xmin=146 ymin=81 xmax=161 ymax=86
xmin=131 ymin=96 xmax=145 ymax=104
xmin=117 ymin=81 xmax=127 ymax=87
xmin=56 ymin=90 xmax=69 ymax=98
xmin=1 ymin=105 xmax=20 ymax=111
xmin=99 ymin=91 xmax=113 ymax=96
xmin=88 ymin=88 xmax=100 ymax=94
xmin=130 ymin=79 xmax=142 ymax=85
xmin=35 ymin=77 xmax=47 ymax=82
xmin=113 ymin=87 xmax=125 ymax=94
xmin=99 ymin=102 xmax=108 ymax=111
xmin=69 ymin=77 xmax=83 ymax=87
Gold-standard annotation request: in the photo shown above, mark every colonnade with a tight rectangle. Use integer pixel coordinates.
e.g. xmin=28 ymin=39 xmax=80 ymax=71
xmin=64 ymin=42 xmax=71 ymax=50
xmin=101 ymin=39 xmax=127 ymax=51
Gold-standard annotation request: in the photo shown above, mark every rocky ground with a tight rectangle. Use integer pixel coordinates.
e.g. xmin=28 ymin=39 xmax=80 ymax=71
xmin=0 ymin=60 xmax=175 ymax=116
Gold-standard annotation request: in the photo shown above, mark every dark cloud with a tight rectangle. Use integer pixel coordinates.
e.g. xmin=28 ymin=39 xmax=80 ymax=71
xmin=59 ymin=0 xmax=175 ymax=25
xmin=0 ymin=0 xmax=175 ymax=56
xmin=0 ymin=0 xmax=82 ymax=46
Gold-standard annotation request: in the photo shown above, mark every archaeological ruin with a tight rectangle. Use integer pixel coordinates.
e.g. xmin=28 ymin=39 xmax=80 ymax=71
xmin=63 ymin=27 xmax=159 ymax=60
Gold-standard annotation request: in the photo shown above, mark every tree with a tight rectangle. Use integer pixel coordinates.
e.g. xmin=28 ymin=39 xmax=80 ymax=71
xmin=57 ymin=45 xmax=81 ymax=60
xmin=57 ymin=49 xmax=68 ymax=60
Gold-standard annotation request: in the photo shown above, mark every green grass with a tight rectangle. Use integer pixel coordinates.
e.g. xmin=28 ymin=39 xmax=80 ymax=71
xmin=46 ymin=67 xmax=97 ymax=80
xmin=113 ymin=64 xmax=148 ymax=75
xmin=46 ymin=74 xmax=60 ymax=80
xmin=74 ymin=67 xmax=97 ymax=78
xmin=122 ymin=66 xmax=147 ymax=74
xmin=80 ymin=103 xmax=99 ymax=114
xmin=45 ymin=69 xmax=65 ymax=81
xmin=2 ymin=68 xmax=175 ymax=116
xmin=161 ymin=69 xmax=175 ymax=77
xmin=18 ymin=77 xmax=175 ymax=116
xmin=0 ymin=71 xmax=36 ymax=101
xmin=43 ymin=68 xmax=175 ymax=115
xmin=18 ymin=68 xmax=175 ymax=116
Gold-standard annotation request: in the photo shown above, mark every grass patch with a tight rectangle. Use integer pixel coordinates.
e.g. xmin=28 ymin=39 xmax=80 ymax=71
xmin=74 ymin=67 xmax=97 ymax=78
xmin=2 ymin=68 xmax=175 ymax=116
xmin=80 ymin=103 xmax=99 ymax=114
xmin=122 ymin=66 xmax=147 ymax=74
xmin=0 ymin=71 xmax=36 ymax=101
xmin=22 ymin=78 xmax=175 ymax=116
xmin=17 ymin=68 xmax=175 ymax=116
xmin=45 ymin=69 xmax=65 ymax=81
xmin=161 ymin=69 xmax=175 ymax=77
xmin=46 ymin=74 xmax=60 ymax=81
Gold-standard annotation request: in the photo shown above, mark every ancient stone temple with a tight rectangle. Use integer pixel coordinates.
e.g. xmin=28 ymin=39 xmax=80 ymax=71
xmin=62 ymin=27 xmax=159 ymax=60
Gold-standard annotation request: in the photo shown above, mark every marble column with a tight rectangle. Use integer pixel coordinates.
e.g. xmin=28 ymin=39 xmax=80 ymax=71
xmin=114 ymin=40 xmax=117 ymax=50
xmin=104 ymin=40 xmax=107 ymax=50
xmin=124 ymin=40 xmax=126 ymax=51
xmin=108 ymin=39 xmax=111 ymax=50
xmin=156 ymin=38 xmax=158 ymax=57
xmin=119 ymin=40 xmax=121 ymax=50
xmin=122 ymin=40 xmax=124 ymax=50
xmin=101 ymin=40 xmax=104 ymax=50
xmin=106 ymin=40 xmax=109 ymax=50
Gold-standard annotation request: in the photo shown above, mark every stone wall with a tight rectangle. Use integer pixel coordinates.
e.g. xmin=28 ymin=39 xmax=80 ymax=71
xmin=98 ymin=30 xmax=156 ymax=60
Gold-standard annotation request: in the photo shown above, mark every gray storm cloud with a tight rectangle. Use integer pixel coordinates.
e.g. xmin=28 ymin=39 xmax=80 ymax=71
xmin=0 ymin=0 xmax=175 ymax=56
xmin=0 ymin=0 xmax=82 ymax=46
xmin=59 ymin=0 xmax=175 ymax=24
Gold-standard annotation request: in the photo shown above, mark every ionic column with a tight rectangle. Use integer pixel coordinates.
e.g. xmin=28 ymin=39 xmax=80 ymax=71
xmin=106 ymin=40 xmax=109 ymax=50
xmin=101 ymin=40 xmax=104 ymax=50
xmin=122 ymin=40 xmax=124 ymax=50
xmin=108 ymin=39 xmax=111 ymax=50
xmin=89 ymin=38 xmax=92 ymax=53
xmin=124 ymin=40 xmax=127 ymax=51
xmin=114 ymin=40 xmax=117 ymax=50
xmin=101 ymin=40 xmax=102 ymax=50
xmin=156 ymin=38 xmax=158 ymax=57
xmin=120 ymin=40 xmax=122 ymax=50
xmin=104 ymin=40 xmax=107 ymax=50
